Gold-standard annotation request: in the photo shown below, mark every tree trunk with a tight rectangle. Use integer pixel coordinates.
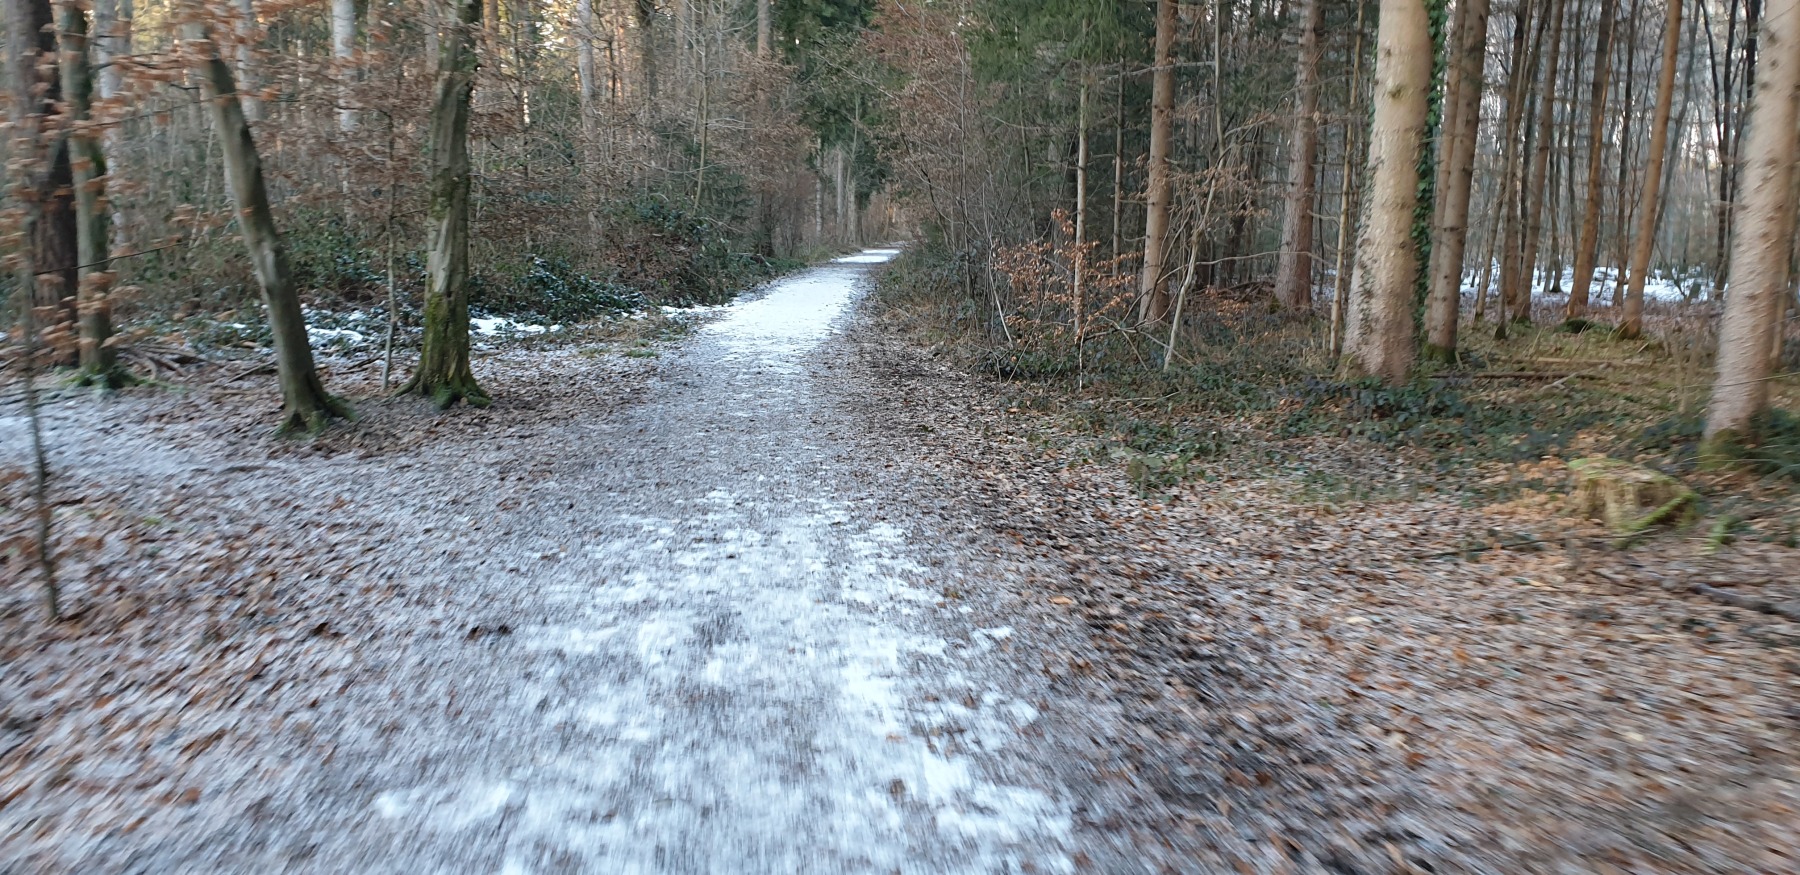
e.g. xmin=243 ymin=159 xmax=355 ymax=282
xmin=1564 ymin=0 xmax=1620 ymax=319
xmin=235 ymin=0 xmax=261 ymax=121
xmin=59 ymin=0 xmax=127 ymax=386
xmin=8 ymin=0 xmax=80 ymax=340
xmin=756 ymin=0 xmax=771 ymax=58
xmin=1491 ymin=0 xmax=1538 ymax=338
xmin=1423 ymin=0 xmax=1490 ymax=359
xmin=1139 ymin=0 xmax=1176 ymax=323
xmin=578 ymin=0 xmax=597 ymax=132
xmin=1343 ymin=0 xmax=1433 ymax=383
xmin=636 ymin=0 xmax=657 ymax=100
xmin=1331 ymin=0 xmax=1369 ymax=359
xmin=401 ymin=0 xmax=489 ymax=409
xmin=1702 ymin=0 xmax=1799 ymax=454
xmin=1274 ymin=0 xmax=1325 ymax=314
xmin=187 ymin=22 xmax=350 ymax=434
xmin=332 ymin=0 xmax=357 ymax=131
xmin=1511 ymin=0 xmax=1568 ymax=325
xmin=1619 ymin=0 xmax=1683 ymax=337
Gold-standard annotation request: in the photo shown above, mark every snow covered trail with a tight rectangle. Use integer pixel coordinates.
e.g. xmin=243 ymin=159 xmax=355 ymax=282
xmin=266 ymin=250 xmax=1078 ymax=873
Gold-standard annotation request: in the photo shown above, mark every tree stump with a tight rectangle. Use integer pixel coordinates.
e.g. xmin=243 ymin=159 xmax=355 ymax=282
xmin=1568 ymin=457 xmax=1697 ymax=535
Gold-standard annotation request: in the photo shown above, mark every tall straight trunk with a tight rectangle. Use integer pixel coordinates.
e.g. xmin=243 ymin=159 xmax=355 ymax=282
xmin=1607 ymin=0 xmax=1642 ymax=308
xmin=1344 ymin=0 xmax=1433 ymax=383
xmin=1274 ymin=0 xmax=1325 ymax=313
xmin=1510 ymin=0 xmax=1568 ymax=324
xmin=756 ymin=0 xmax=771 ymax=58
xmin=1491 ymin=0 xmax=1538 ymax=338
xmin=94 ymin=0 xmax=128 ymax=102
xmin=636 ymin=0 xmax=657 ymax=100
xmin=1564 ymin=0 xmax=1620 ymax=317
xmin=234 ymin=0 xmax=261 ymax=121
xmin=59 ymin=0 xmax=126 ymax=386
xmin=401 ymin=0 xmax=488 ymax=409
xmin=187 ymin=21 xmax=350 ymax=433
xmin=1423 ymin=0 xmax=1490 ymax=359
xmin=1111 ymin=56 xmax=1126 ymax=266
xmin=332 ymin=0 xmax=357 ymax=131
xmin=1702 ymin=0 xmax=1799 ymax=453
xmin=1139 ymin=0 xmax=1177 ymax=323
xmin=1620 ymin=0 xmax=1683 ymax=337
xmin=8 ymin=0 xmax=79 ymax=338
xmin=1330 ymin=0 xmax=1369 ymax=359
xmin=578 ymin=0 xmax=597 ymax=132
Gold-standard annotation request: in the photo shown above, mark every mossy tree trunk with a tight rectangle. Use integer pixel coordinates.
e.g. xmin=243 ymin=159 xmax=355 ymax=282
xmin=59 ymin=0 xmax=130 ymax=387
xmin=1701 ymin=0 xmax=1799 ymax=457
xmin=187 ymin=20 xmax=351 ymax=435
xmin=400 ymin=0 xmax=489 ymax=409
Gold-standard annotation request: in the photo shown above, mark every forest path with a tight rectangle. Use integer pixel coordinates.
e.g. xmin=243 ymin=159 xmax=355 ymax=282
xmin=271 ymin=248 xmax=1081 ymax=872
xmin=240 ymin=249 xmax=1088 ymax=872
xmin=4 ymin=248 xmax=1192 ymax=874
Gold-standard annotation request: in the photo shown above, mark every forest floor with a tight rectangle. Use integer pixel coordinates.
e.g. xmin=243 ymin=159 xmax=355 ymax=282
xmin=3 ymin=251 xmax=1799 ymax=873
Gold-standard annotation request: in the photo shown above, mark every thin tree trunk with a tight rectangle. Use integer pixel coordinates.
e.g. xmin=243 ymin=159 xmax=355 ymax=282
xmin=234 ymin=0 xmax=261 ymax=121
xmin=332 ymin=0 xmax=357 ymax=131
xmin=59 ymin=0 xmax=126 ymax=386
xmin=1111 ymin=56 xmax=1126 ymax=267
xmin=1492 ymin=0 xmax=1538 ymax=338
xmin=8 ymin=0 xmax=79 ymax=339
xmin=187 ymin=21 xmax=350 ymax=433
xmin=1702 ymin=0 xmax=1799 ymax=453
xmin=1565 ymin=0 xmax=1620 ymax=318
xmin=636 ymin=0 xmax=657 ymax=100
xmin=1139 ymin=0 xmax=1177 ymax=323
xmin=1423 ymin=0 xmax=1490 ymax=359
xmin=1343 ymin=0 xmax=1433 ymax=383
xmin=401 ymin=0 xmax=488 ymax=409
xmin=1330 ymin=0 xmax=1369 ymax=359
xmin=1511 ymin=0 xmax=1568 ymax=325
xmin=1620 ymin=0 xmax=1683 ymax=337
xmin=756 ymin=0 xmax=770 ymax=58
xmin=1274 ymin=0 xmax=1325 ymax=313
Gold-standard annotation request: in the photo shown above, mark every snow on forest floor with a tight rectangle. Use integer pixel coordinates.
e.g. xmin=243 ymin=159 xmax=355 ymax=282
xmin=2 ymin=249 xmax=1797 ymax=873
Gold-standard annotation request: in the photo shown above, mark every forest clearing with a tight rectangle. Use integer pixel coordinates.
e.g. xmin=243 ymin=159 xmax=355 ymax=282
xmin=3 ymin=0 xmax=1798 ymax=872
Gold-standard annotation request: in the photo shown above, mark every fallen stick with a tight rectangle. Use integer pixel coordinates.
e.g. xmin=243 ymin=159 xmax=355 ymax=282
xmin=1690 ymin=582 xmax=1800 ymax=622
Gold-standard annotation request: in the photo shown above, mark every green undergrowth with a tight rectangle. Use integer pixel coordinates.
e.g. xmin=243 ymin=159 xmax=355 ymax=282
xmin=874 ymin=245 xmax=1800 ymax=523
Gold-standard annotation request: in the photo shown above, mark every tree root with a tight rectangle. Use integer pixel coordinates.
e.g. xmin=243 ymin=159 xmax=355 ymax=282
xmin=395 ymin=374 xmax=491 ymax=410
xmin=1690 ymin=582 xmax=1800 ymax=623
xmin=274 ymin=393 xmax=356 ymax=437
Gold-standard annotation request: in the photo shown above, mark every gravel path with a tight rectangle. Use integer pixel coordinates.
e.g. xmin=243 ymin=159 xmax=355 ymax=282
xmin=4 ymin=251 xmax=1164 ymax=873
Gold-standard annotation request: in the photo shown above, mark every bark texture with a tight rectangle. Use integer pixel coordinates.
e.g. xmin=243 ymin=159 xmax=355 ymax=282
xmin=59 ymin=0 xmax=127 ymax=386
xmin=1702 ymin=0 xmax=1799 ymax=454
xmin=1619 ymin=0 xmax=1682 ymax=338
xmin=1344 ymin=0 xmax=1434 ymax=383
xmin=332 ymin=0 xmax=357 ymax=131
xmin=1422 ymin=0 xmax=1490 ymax=360
xmin=401 ymin=0 xmax=489 ymax=409
xmin=8 ymin=0 xmax=80 ymax=335
xmin=1138 ymin=0 xmax=1176 ymax=324
xmin=1273 ymin=0 xmax=1325 ymax=314
xmin=1510 ymin=0 xmax=1568 ymax=325
xmin=188 ymin=21 xmax=350 ymax=434
xmin=1565 ymin=0 xmax=1620 ymax=318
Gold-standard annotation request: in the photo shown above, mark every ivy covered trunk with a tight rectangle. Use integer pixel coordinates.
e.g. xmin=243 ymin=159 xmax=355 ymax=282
xmin=1422 ymin=0 xmax=1490 ymax=360
xmin=401 ymin=0 xmax=489 ymax=410
xmin=189 ymin=21 xmax=351 ymax=434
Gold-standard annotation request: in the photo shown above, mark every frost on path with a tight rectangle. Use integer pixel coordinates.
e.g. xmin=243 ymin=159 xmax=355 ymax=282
xmin=365 ymin=249 xmax=1075 ymax=874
